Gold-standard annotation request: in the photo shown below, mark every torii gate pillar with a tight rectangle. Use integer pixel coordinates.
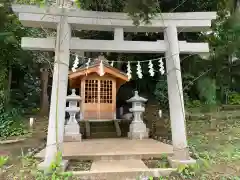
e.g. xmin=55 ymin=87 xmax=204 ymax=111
xmin=39 ymin=17 xmax=71 ymax=169
xmin=164 ymin=26 xmax=195 ymax=166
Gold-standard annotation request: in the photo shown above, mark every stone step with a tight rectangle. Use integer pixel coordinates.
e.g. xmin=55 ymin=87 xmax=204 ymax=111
xmin=79 ymin=120 xmax=131 ymax=138
xmin=90 ymin=132 xmax=118 ymax=138
xmin=35 ymin=138 xmax=174 ymax=161
xmin=91 ymin=159 xmax=148 ymax=170
xmin=221 ymin=105 xmax=240 ymax=111
xmin=79 ymin=121 xmax=121 ymax=139
xmin=88 ymin=121 xmax=125 ymax=138
xmin=90 ymin=121 xmax=115 ymax=127
xmin=119 ymin=121 xmax=131 ymax=136
xmin=72 ymin=159 xmax=175 ymax=180
xmin=91 ymin=125 xmax=116 ymax=133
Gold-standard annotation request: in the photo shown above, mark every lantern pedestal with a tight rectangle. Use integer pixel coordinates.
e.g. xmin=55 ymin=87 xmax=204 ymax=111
xmin=64 ymin=107 xmax=82 ymax=142
xmin=64 ymin=89 xmax=82 ymax=142
xmin=126 ymin=91 xmax=149 ymax=140
xmin=64 ymin=133 xmax=82 ymax=142
xmin=128 ymin=121 xmax=149 ymax=140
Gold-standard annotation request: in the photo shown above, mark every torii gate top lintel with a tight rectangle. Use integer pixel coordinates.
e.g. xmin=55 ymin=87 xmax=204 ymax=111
xmin=12 ymin=4 xmax=216 ymax=54
xmin=12 ymin=4 xmax=216 ymax=32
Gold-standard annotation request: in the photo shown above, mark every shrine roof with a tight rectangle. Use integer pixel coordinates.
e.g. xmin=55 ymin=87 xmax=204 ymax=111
xmin=78 ymin=58 xmax=114 ymax=70
xmin=68 ymin=56 xmax=128 ymax=82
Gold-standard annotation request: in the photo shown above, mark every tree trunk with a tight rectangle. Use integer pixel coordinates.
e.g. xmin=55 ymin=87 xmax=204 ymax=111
xmin=5 ymin=65 xmax=12 ymax=107
xmin=235 ymin=0 xmax=240 ymax=12
xmin=117 ymin=54 xmax=123 ymax=69
xmin=40 ymin=64 xmax=49 ymax=115
xmin=7 ymin=67 xmax=12 ymax=95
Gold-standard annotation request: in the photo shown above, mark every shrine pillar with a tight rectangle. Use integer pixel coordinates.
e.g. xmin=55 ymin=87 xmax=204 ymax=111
xmin=164 ymin=26 xmax=192 ymax=164
xmin=39 ymin=16 xmax=71 ymax=169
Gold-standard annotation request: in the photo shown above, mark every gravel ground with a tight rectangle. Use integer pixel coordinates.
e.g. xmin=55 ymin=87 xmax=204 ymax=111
xmin=67 ymin=160 xmax=92 ymax=171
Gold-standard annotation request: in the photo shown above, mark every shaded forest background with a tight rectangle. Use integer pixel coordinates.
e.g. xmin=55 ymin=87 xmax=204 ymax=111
xmin=0 ymin=0 xmax=240 ymax=138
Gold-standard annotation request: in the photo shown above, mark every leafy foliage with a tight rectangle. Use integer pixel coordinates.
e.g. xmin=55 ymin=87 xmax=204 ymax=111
xmin=0 ymin=0 xmax=43 ymax=137
xmin=16 ymin=152 xmax=73 ymax=180
xmin=154 ymin=79 xmax=168 ymax=108
xmin=197 ymin=77 xmax=217 ymax=105
xmin=0 ymin=108 xmax=27 ymax=138
xmin=228 ymin=91 xmax=240 ymax=105
xmin=0 ymin=156 xmax=8 ymax=169
xmin=187 ymin=100 xmax=203 ymax=108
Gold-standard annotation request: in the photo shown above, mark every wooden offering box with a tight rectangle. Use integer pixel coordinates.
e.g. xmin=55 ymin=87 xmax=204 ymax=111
xmin=69 ymin=56 xmax=128 ymax=120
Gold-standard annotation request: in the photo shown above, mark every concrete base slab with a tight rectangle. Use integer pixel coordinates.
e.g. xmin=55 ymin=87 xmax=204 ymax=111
xmin=168 ymin=156 xmax=196 ymax=168
xmin=36 ymin=138 xmax=173 ymax=160
xmin=72 ymin=168 xmax=176 ymax=180
xmin=128 ymin=122 xmax=149 ymax=140
xmin=65 ymin=123 xmax=80 ymax=134
xmin=91 ymin=159 xmax=148 ymax=171
xmin=95 ymin=155 xmax=144 ymax=161
xmin=38 ymin=159 xmax=69 ymax=171
xmin=128 ymin=131 xmax=149 ymax=140
xmin=64 ymin=134 xmax=82 ymax=142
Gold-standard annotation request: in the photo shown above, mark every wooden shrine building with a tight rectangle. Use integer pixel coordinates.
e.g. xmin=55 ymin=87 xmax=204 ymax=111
xmin=69 ymin=56 xmax=129 ymax=120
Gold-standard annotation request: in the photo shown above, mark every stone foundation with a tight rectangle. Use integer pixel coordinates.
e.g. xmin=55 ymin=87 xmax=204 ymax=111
xmin=128 ymin=121 xmax=149 ymax=139
xmin=64 ymin=123 xmax=82 ymax=142
xmin=64 ymin=134 xmax=82 ymax=142
xmin=167 ymin=156 xmax=196 ymax=168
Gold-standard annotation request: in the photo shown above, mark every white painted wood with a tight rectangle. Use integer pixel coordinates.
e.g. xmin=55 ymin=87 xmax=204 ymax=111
xmin=164 ymin=26 xmax=188 ymax=160
xmin=12 ymin=4 xmax=217 ymax=20
xmin=114 ymin=28 xmax=124 ymax=41
xmin=40 ymin=16 xmax=71 ymax=168
xmin=12 ymin=4 xmax=216 ymax=20
xmin=21 ymin=37 xmax=209 ymax=53
xmin=17 ymin=13 xmax=213 ymax=32
xmin=12 ymin=4 xmax=216 ymax=32
xmin=68 ymin=18 xmax=212 ymax=32
xmin=179 ymin=42 xmax=209 ymax=53
xmin=19 ymin=13 xmax=60 ymax=28
xmin=71 ymin=39 xmax=165 ymax=53
xmin=21 ymin=37 xmax=55 ymax=51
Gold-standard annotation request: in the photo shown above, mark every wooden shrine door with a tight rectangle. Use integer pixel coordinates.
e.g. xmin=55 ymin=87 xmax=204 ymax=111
xmin=99 ymin=77 xmax=115 ymax=119
xmin=83 ymin=76 xmax=115 ymax=120
xmin=83 ymin=79 xmax=98 ymax=119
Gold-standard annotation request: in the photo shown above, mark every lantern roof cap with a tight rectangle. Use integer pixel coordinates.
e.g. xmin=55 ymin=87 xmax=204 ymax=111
xmin=66 ymin=89 xmax=82 ymax=101
xmin=126 ymin=91 xmax=147 ymax=103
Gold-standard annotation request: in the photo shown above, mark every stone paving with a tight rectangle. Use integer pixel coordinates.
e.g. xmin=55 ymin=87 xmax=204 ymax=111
xmin=91 ymin=159 xmax=147 ymax=171
xmin=36 ymin=138 xmax=173 ymax=160
xmin=36 ymin=138 xmax=175 ymax=179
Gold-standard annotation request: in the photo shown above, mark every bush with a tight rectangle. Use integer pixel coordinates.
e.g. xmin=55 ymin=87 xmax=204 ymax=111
xmin=197 ymin=77 xmax=217 ymax=112
xmin=154 ymin=79 xmax=191 ymax=109
xmin=0 ymin=108 xmax=27 ymax=138
xmin=154 ymin=80 xmax=168 ymax=108
xmin=197 ymin=77 xmax=216 ymax=105
xmin=186 ymin=100 xmax=202 ymax=109
xmin=0 ymin=156 xmax=8 ymax=169
xmin=228 ymin=92 xmax=240 ymax=105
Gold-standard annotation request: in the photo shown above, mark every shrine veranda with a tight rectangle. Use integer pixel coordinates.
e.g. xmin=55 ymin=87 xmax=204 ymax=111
xmin=12 ymin=3 xmax=216 ymax=173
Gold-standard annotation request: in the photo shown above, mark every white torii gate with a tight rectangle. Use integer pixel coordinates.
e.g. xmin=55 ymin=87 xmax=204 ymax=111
xmin=12 ymin=4 xmax=216 ymax=169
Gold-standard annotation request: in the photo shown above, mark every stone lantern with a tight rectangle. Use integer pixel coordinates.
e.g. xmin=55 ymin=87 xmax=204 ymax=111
xmin=126 ymin=91 xmax=149 ymax=139
xmin=64 ymin=89 xmax=82 ymax=142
